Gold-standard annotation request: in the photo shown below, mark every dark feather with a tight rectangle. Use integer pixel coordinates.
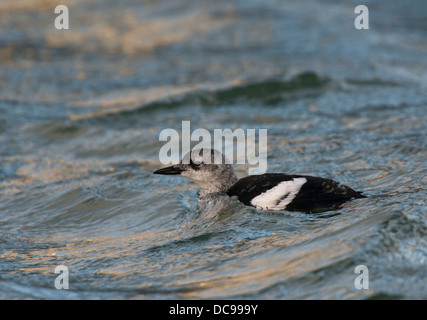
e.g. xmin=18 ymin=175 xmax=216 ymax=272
xmin=226 ymin=173 xmax=366 ymax=213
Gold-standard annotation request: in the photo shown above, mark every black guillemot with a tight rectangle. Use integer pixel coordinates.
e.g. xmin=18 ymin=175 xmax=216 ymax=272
xmin=153 ymin=148 xmax=366 ymax=213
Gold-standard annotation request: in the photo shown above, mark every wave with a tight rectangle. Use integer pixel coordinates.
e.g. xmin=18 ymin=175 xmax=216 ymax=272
xmin=68 ymin=72 xmax=328 ymax=124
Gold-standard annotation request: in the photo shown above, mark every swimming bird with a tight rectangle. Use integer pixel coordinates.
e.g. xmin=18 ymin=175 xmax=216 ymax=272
xmin=153 ymin=149 xmax=366 ymax=213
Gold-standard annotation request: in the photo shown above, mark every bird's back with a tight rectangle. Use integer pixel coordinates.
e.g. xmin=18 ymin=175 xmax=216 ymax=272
xmin=226 ymin=173 xmax=365 ymax=213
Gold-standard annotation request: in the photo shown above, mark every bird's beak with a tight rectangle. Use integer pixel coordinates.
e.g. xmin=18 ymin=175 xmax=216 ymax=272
xmin=153 ymin=165 xmax=184 ymax=175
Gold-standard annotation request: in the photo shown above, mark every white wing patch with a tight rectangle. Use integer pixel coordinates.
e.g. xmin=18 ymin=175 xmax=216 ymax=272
xmin=250 ymin=178 xmax=307 ymax=211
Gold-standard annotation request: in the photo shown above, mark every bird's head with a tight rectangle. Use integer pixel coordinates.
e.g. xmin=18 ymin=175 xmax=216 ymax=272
xmin=153 ymin=148 xmax=238 ymax=195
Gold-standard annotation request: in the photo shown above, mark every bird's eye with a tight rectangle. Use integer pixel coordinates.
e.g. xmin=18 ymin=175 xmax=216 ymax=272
xmin=190 ymin=160 xmax=202 ymax=169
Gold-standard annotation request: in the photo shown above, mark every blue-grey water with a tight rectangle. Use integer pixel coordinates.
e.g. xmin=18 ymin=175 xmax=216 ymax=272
xmin=0 ymin=0 xmax=426 ymax=299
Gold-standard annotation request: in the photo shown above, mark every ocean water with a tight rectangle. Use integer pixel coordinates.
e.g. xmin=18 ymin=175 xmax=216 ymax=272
xmin=0 ymin=0 xmax=426 ymax=299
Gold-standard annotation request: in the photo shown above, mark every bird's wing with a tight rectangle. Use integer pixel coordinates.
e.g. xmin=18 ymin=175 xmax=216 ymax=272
xmin=226 ymin=174 xmax=307 ymax=210
xmin=227 ymin=174 xmax=365 ymax=212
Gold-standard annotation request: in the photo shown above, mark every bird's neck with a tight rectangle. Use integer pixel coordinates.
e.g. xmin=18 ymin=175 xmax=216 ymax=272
xmin=198 ymin=174 xmax=238 ymax=197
